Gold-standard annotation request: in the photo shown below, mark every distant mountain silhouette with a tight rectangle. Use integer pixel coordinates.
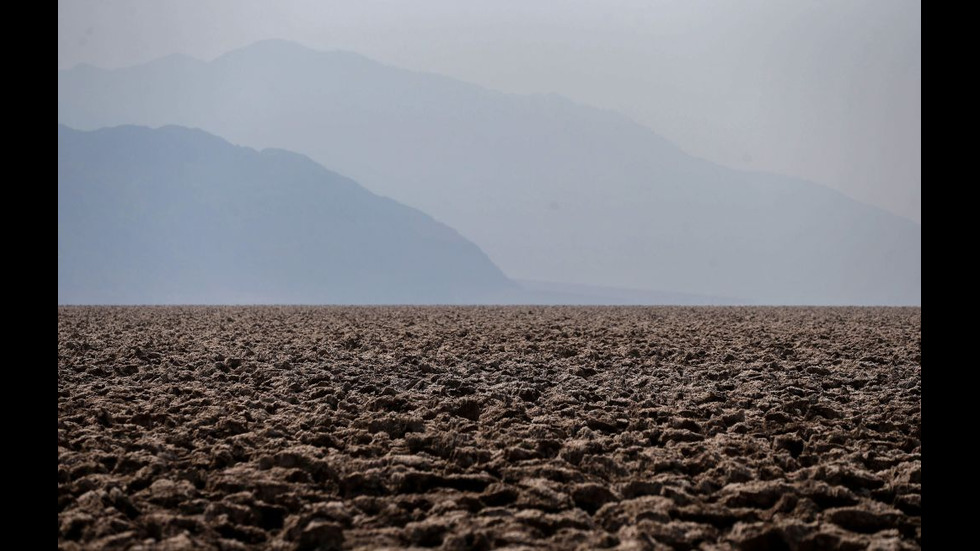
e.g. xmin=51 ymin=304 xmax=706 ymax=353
xmin=59 ymin=39 xmax=920 ymax=304
xmin=58 ymin=124 xmax=513 ymax=304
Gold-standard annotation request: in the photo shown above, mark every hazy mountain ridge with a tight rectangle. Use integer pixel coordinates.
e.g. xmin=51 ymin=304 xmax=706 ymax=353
xmin=58 ymin=124 xmax=514 ymax=304
xmin=58 ymin=39 xmax=920 ymax=305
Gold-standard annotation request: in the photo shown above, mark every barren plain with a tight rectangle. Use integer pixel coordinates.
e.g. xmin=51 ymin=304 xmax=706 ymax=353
xmin=58 ymin=306 xmax=921 ymax=550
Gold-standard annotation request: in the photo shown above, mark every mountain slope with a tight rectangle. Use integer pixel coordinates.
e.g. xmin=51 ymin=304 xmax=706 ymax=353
xmin=58 ymin=40 xmax=920 ymax=304
xmin=58 ymin=124 xmax=513 ymax=304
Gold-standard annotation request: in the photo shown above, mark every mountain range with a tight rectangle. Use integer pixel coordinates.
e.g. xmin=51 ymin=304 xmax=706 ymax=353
xmin=58 ymin=124 xmax=514 ymax=304
xmin=58 ymin=40 xmax=920 ymax=304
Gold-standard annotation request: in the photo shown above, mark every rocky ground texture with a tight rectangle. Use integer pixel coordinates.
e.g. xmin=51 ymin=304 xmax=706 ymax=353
xmin=58 ymin=306 xmax=921 ymax=550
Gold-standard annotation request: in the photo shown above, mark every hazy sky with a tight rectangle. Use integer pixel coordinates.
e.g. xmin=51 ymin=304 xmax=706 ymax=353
xmin=58 ymin=0 xmax=921 ymax=223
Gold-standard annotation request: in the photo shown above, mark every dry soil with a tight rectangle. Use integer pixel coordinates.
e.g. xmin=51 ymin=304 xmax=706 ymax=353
xmin=58 ymin=306 xmax=921 ymax=550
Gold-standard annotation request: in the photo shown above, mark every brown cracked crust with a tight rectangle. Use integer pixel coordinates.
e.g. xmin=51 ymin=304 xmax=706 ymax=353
xmin=58 ymin=306 xmax=921 ymax=550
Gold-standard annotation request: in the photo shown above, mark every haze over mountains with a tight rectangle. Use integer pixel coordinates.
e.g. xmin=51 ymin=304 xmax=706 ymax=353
xmin=58 ymin=40 xmax=920 ymax=305
xmin=58 ymin=124 xmax=515 ymax=304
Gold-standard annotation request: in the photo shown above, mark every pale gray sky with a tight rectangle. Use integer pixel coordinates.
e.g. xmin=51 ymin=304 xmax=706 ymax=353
xmin=58 ymin=0 xmax=920 ymax=223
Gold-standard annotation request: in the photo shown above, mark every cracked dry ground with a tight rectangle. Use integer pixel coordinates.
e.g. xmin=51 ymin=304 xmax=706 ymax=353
xmin=58 ymin=307 xmax=921 ymax=550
